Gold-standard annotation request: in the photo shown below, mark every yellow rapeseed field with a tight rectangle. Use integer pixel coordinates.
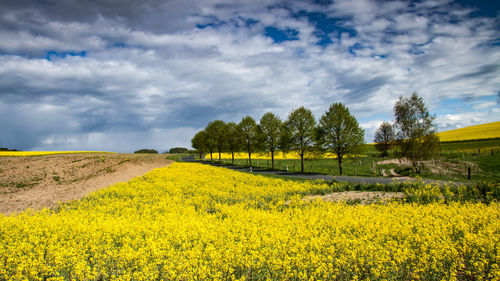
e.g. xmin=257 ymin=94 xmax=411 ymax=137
xmin=0 ymin=163 xmax=498 ymax=280
xmin=437 ymin=120 xmax=500 ymax=142
xmin=0 ymin=151 xmax=114 ymax=157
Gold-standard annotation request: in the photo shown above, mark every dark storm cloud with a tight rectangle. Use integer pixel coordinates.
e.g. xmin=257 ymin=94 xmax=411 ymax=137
xmin=0 ymin=0 xmax=198 ymax=32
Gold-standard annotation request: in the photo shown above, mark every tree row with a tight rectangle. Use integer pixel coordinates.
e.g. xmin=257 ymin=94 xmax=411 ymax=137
xmin=192 ymin=102 xmax=364 ymax=175
xmin=192 ymin=93 xmax=440 ymax=175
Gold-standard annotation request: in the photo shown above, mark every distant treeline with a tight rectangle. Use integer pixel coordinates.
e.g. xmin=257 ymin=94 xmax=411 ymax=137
xmin=0 ymin=148 xmax=20 ymax=151
xmin=134 ymin=147 xmax=191 ymax=154
xmin=134 ymin=149 xmax=159 ymax=154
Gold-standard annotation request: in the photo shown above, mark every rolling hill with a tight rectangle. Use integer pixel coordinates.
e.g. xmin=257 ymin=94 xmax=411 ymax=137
xmin=437 ymin=121 xmax=500 ymax=142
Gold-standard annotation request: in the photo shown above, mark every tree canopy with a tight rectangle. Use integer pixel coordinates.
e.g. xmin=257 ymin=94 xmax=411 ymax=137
xmin=205 ymin=120 xmax=226 ymax=161
xmin=317 ymin=102 xmax=364 ymax=175
xmin=259 ymin=112 xmax=282 ymax=169
xmin=191 ymin=130 xmax=207 ymax=159
xmin=237 ymin=116 xmax=258 ymax=167
xmin=283 ymin=107 xmax=316 ymax=173
xmin=225 ymin=122 xmax=239 ymax=164
xmin=394 ymin=92 xmax=440 ymax=172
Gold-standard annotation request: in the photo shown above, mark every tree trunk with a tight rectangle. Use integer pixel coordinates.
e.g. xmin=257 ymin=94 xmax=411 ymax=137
xmin=300 ymin=151 xmax=304 ymax=173
xmin=271 ymin=150 xmax=275 ymax=169
xmin=231 ymin=150 xmax=234 ymax=164
xmin=248 ymin=150 xmax=252 ymax=168
xmin=218 ymin=149 xmax=221 ymax=161
xmin=210 ymin=150 xmax=213 ymax=161
xmin=199 ymin=152 xmax=202 ymax=159
xmin=338 ymin=156 xmax=343 ymax=176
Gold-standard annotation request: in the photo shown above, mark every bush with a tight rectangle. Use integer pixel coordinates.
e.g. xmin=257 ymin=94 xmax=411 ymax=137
xmin=134 ymin=149 xmax=158 ymax=154
xmin=395 ymin=166 xmax=415 ymax=176
xmin=402 ymin=181 xmax=499 ymax=204
xmin=0 ymin=147 xmax=19 ymax=151
xmin=169 ymin=147 xmax=188 ymax=154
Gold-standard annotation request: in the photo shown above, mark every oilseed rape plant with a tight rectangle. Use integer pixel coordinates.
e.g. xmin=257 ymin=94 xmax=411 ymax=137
xmin=437 ymin=120 xmax=500 ymax=142
xmin=1 ymin=163 xmax=499 ymax=280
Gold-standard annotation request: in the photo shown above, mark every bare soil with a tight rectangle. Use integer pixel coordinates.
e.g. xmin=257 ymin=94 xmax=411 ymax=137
xmin=304 ymin=191 xmax=404 ymax=204
xmin=0 ymin=153 xmax=172 ymax=214
xmin=376 ymin=158 xmax=412 ymax=165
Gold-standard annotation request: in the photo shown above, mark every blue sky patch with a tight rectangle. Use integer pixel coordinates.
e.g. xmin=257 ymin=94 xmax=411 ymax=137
xmin=45 ymin=51 xmax=87 ymax=61
xmin=264 ymin=26 xmax=299 ymax=43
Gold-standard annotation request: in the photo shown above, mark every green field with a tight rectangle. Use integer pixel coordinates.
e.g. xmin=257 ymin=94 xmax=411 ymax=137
xmin=207 ymin=138 xmax=500 ymax=183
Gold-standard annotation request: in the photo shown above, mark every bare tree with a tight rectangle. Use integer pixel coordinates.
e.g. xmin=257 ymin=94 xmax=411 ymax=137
xmin=374 ymin=122 xmax=395 ymax=157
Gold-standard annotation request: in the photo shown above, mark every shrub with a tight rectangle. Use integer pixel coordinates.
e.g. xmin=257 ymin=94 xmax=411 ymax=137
xmin=134 ymin=149 xmax=158 ymax=154
xmin=169 ymin=147 xmax=189 ymax=154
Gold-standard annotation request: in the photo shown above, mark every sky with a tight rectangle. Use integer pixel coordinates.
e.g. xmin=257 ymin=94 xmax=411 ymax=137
xmin=0 ymin=0 xmax=499 ymax=153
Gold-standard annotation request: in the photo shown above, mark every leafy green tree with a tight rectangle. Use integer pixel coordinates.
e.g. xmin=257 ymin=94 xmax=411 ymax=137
xmin=205 ymin=120 xmax=227 ymax=161
xmin=374 ymin=122 xmax=395 ymax=157
xmin=225 ymin=122 xmax=239 ymax=164
xmin=394 ymin=92 xmax=440 ymax=173
xmin=169 ymin=147 xmax=188 ymax=154
xmin=237 ymin=116 xmax=258 ymax=168
xmin=259 ymin=112 xmax=282 ymax=169
xmin=318 ymin=102 xmax=364 ymax=175
xmin=191 ymin=130 xmax=207 ymax=159
xmin=134 ymin=149 xmax=158 ymax=154
xmin=283 ymin=107 xmax=316 ymax=173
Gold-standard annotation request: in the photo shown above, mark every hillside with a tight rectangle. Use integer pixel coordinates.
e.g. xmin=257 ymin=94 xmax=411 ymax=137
xmin=437 ymin=121 xmax=500 ymax=142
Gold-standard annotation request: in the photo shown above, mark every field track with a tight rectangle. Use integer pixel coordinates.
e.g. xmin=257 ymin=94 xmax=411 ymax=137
xmin=0 ymin=153 xmax=172 ymax=214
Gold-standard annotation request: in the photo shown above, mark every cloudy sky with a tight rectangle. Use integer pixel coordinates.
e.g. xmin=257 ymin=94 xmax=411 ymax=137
xmin=0 ymin=0 xmax=499 ymax=152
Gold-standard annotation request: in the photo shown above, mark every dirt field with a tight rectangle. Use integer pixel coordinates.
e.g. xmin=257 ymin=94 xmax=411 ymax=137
xmin=304 ymin=191 xmax=404 ymax=204
xmin=0 ymin=153 xmax=172 ymax=214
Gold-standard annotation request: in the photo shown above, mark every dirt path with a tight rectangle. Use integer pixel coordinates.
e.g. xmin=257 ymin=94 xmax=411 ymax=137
xmin=0 ymin=153 xmax=172 ymax=214
xmin=390 ymin=169 xmax=401 ymax=177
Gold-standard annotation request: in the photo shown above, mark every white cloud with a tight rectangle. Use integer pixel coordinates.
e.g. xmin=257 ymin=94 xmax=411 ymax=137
xmin=436 ymin=108 xmax=500 ymax=131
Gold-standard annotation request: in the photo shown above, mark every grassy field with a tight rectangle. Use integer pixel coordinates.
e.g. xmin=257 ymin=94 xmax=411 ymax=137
xmin=207 ymin=138 xmax=500 ymax=183
xmin=1 ymin=163 xmax=498 ymax=280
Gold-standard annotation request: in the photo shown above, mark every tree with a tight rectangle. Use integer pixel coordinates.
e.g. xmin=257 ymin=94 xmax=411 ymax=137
xmin=134 ymin=149 xmax=158 ymax=154
xmin=394 ymin=92 xmax=440 ymax=173
xmin=318 ymin=102 xmax=364 ymax=176
xmin=283 ymin=107 xmax=316 ymax=173
xmin=237 ymin=116 xmax=258 ymax=168
xmin=225 ymin=122 xmax=239 ymax=164
xmin=205 ymin=120 xmax=226 ymax=161
xmin=374 ymin=122 xmax=395 ymax=157
xmin=169 ymin=147 xmax=188 ymax=154
xmin=191 ymin=130 xmax=207 ymax=159
xmin=259 ymin=112 xmax=282 ymax=169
